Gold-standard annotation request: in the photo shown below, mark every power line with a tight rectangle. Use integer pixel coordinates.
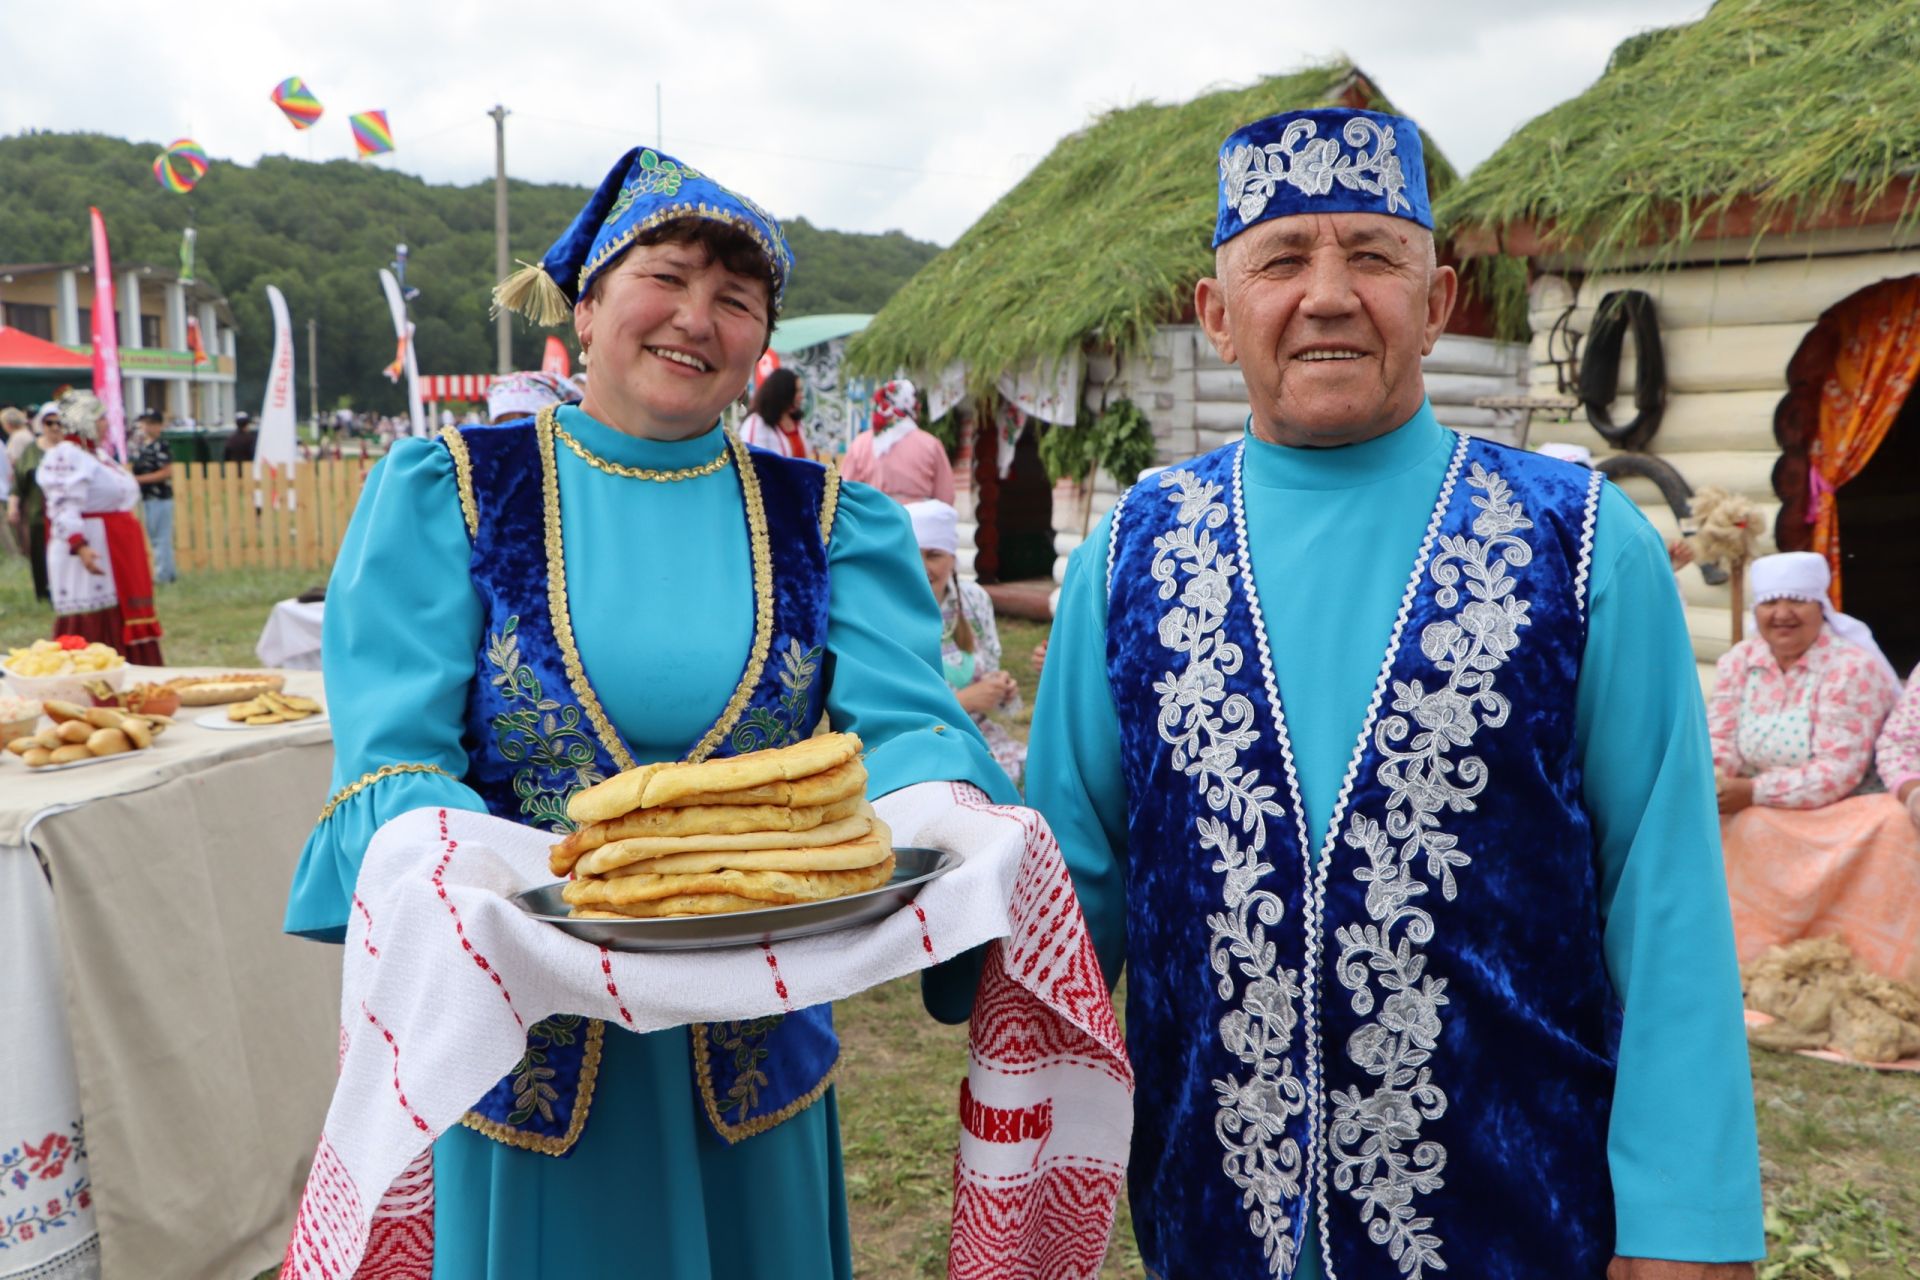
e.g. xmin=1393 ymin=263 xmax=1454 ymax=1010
xmin=516 ymin=112 xmax=1003 ymax=183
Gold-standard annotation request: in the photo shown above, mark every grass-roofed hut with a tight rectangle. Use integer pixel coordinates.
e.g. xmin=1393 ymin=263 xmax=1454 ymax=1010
xmin=848 ymin=63 xmax=1530 ymax=588
xmin=1443 ymin=0 xmax=1920 ymax=680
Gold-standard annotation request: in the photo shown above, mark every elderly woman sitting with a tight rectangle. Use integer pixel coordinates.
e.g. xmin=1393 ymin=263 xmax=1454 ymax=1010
xmin=907 ymin=499 xmax=1026 ymax=789
xmin=1712 ymin=552 xmax=1917 ymax=984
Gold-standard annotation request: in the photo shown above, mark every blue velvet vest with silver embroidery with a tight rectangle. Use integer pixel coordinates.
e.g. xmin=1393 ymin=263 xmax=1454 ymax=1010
xmin=446 ymin=413 xmax=841 ymax=1153
xmin=1105 ymin=434 xmax=1616 ymax=1279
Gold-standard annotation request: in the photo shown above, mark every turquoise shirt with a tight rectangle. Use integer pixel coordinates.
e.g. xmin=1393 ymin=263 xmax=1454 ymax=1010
xmin=286 ymin=408 xmax=1014 ymax=1280
xmin=1026 ymin=403 xmax=1764 ymax=1271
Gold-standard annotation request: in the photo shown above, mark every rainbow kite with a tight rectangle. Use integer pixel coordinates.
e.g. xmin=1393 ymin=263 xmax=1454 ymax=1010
xmin=350 ymin=110 xmax=394 ymax=159
xmin=152 ymin=139 xmax=209 ymax=194
xmin=270 ymin=76 xmax=324 ymax=130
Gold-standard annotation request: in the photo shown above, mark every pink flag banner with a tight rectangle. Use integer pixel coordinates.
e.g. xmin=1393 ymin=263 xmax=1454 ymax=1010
xmin=88 ymin=207 xmax=128 ymax=462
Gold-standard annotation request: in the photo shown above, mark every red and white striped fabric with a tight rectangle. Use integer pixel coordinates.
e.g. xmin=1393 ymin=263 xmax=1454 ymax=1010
xmin=417 ymin=374 xmax=496 ymax=402
xmin=279 ymin=782 xmax=1132 ymax=1280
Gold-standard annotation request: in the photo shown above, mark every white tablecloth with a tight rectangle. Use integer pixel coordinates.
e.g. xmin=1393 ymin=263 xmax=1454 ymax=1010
xmin=255 ymin=599 xmax=325 ymax=670
xmin=1 ymin=667 xmax=341 ymax=1280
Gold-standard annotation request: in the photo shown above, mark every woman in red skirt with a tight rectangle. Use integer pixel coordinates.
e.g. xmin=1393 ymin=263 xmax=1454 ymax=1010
xmin=35 ymin=391 xmax=164 ymax=665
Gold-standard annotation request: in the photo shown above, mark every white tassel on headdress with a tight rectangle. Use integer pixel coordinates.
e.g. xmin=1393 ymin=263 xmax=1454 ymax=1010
xmin=491 ymin=261 xmax=573 ymax=328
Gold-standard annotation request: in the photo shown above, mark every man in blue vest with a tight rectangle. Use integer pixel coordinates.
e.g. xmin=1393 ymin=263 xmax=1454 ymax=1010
xmin=1025 ymin=107 xmax=1762 ymax=1280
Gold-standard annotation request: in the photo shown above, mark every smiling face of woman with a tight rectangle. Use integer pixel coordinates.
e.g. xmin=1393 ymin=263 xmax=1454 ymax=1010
xmin=1755 ymin=596 xmax=1825 ymax=667
xmin=573 ymin=227 xmax=774 ymax=440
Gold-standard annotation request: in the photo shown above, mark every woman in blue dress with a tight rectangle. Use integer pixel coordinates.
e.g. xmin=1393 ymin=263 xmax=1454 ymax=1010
xmin=284 ymin=147 xmax=1013 ymax=1279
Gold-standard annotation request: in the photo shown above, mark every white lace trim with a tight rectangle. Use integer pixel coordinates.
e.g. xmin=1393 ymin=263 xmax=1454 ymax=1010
xmin=1322 ymin=453 xmax=1535 ymax=1279
xmin=1304 ymin=435 xmax=1466 ymax=1277
xmin=1575 ymin=468 xmax=1602 ymax=622
xmin=1150 ymin=462 xmax=1307 ymax=1278
xmin=1106 ymin=484 xmax=1133 ymax=601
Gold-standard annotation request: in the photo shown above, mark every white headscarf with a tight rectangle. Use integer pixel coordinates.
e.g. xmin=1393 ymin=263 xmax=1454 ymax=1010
xmin=487 ymin=371 xmax=579 ymax=422
xmin=1748 ymin=551 xmax=1900 ymax=691
xmin=905 ymin=499 xmax=958 ymax=555
xmin=870 ymin=378 xmax=920 ymax=457
xmin=53 ymin=390 xmax=103 ymax=443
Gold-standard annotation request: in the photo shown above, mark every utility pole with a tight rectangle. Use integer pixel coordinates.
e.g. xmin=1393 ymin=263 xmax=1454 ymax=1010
xmin=489 ymin=104 xmax=512 ymax=375
xmin=306 ymin=317 xmax=320 ymax=434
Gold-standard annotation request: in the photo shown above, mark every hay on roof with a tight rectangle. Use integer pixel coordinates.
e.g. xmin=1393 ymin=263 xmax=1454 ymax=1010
xmin=848 ymin=63 xmax=1503 ymax=388
xmin=1440 ymin=0 xmax=1920 ymax=264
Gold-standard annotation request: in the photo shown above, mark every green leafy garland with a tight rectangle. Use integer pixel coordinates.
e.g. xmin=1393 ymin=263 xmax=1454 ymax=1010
xmin=1038 ymin=397 xmax=1157 ymax=487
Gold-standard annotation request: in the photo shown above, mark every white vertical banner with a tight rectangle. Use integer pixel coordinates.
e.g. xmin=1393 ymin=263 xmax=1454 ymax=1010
xmin=378 ymin=269 xmax=426 ymax=436
xmin=257 ymin=286 xmax=299 ymax=506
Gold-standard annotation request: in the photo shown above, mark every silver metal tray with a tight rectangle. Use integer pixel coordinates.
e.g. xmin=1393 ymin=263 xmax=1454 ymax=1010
xmin=509 ymin=846 xmax=960 ymax=952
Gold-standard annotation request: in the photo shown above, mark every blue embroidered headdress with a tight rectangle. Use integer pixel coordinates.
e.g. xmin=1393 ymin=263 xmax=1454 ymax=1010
xmin=1212 ymin=107 xmax=1432 ymax=248
xmin=494 ymin=146 xmax=794 ymax=325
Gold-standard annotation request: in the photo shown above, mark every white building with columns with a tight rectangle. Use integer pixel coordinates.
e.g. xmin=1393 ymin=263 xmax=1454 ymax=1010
xmin=0 ymin=261 xmax=238 ymax=424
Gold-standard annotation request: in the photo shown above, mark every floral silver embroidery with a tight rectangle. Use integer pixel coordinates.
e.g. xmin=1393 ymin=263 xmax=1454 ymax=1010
xmin=1326 ymin=461 xmax=1533 ymax=1279
xmin=1149 ymin=467 xmax=1307 ymax=1276
xmin=1221 ymin=116 xmax=1411 ymax=225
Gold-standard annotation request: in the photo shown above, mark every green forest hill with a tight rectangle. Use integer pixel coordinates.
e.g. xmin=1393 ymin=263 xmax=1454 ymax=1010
xmin=0 ymin=132 xmax=939 ymax=415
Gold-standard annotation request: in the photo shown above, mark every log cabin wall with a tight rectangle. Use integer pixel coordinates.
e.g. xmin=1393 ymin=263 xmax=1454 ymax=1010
xmin=1523 ymin=229 xmax=1920 ymax=682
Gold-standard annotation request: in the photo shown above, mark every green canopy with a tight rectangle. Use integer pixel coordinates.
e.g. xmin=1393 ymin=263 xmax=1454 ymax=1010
xmin=770 ymin=313 xmax=871 ymax=356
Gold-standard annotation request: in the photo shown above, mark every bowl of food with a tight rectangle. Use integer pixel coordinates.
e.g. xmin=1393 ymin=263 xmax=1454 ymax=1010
xmin=0 ymin=694 xmax=43 ymax=743
xmin=2 ymin=639 xmax=128 ymax=706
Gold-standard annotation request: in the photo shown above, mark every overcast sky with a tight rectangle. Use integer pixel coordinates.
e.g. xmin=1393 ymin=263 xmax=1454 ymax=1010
xmin=1 ymin=0 xmax=1710 ymax=246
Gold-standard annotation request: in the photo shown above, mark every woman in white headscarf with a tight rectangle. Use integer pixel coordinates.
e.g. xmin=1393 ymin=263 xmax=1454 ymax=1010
xmin=35 ymin=390 xmax=164 ymax=663
xmin=907 ymin=499 xmax=1026 ymax=787
xmin=1711 ymin=551 xmax=1919 ymax=985
xmin=1709 ymin=551 xmax=1900 ymax=813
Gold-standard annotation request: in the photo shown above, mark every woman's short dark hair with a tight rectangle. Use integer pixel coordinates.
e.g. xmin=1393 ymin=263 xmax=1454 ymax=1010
xmin=749 ymin=367 xmax=801 ymax=424
xmin=592 ymin=218 xmax=782 ymax=339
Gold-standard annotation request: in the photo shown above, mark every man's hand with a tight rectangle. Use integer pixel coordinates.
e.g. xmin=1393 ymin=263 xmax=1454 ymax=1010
xmin=1715 ymin=773 xmax=1755 ymax=815
xmin=1608 ymin=1258 xmax=1754 ymax=1280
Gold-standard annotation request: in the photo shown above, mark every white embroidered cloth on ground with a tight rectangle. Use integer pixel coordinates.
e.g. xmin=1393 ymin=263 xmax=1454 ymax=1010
xmin=281 ymin=781 xmax=1132 ymax=1280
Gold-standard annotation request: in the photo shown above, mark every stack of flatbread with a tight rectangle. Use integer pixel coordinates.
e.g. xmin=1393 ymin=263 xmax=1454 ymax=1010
xmin=552 ymin=732 xmax=894 ymax=920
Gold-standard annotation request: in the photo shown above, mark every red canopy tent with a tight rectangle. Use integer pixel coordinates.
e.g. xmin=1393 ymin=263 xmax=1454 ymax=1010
xmin=0 ymin=324 xmax=93 ymax=404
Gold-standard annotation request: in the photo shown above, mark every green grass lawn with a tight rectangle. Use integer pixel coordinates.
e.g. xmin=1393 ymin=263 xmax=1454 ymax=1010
xmin=13 ymin=556 xmax=1909 ymax=1279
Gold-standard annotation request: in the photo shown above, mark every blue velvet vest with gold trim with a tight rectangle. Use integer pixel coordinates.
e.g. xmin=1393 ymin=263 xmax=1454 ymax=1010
xmin=1105 ymin=434 xmax=1616 ymax=1279
xmin=442 ymin=408 xmax=841 ymax=1154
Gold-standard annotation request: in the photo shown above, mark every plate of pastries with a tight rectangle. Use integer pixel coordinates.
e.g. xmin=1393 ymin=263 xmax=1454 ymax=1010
xmin=515 ymin=732 xmax=959 ymax=951
xmin=4 ymin=699 xmax=176 ymax=770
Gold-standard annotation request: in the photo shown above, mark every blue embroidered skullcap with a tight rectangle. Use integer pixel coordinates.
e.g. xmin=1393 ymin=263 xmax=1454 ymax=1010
xmin=494 ymin=147 xmax=793 ymax=325
xmin=1213 ymin=108 xmax=1431 ymax=248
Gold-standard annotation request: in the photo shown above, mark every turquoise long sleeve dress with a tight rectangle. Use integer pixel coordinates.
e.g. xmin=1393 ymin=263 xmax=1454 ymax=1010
xmin=1025 ymin=403 xmax=1765 ymax=1274
xmin=285 ymin=406 xmax=1015 ymax=1280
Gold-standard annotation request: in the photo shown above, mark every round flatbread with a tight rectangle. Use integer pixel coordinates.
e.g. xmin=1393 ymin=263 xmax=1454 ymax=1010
xmin=571 ymin=811 xmax=874 ymax=878
xmin=655 ymin=759 xmax=868 ymax=811
xmin=600 ymin=821 xmax=892 ymax=877
xmin=549 ymin=795 xmax=866 ymax=876
xmin=562 ymin=853 xmax=896 ymax=908
xmin=569 ymin=894 xmax=778 ymax=919
xmin=566 ymin=733 xmax=863 ymax=825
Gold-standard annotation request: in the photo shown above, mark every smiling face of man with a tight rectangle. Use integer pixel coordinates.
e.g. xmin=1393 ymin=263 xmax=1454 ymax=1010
xmin=1196 ymin=211 xmax=1456 ymax=449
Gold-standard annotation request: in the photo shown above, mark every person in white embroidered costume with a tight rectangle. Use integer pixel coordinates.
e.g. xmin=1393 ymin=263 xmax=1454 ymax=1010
xmin=1020 ymin=105 xmax=1762 ymax=1279
xmin=905 ymin=499 xmax=1026 ymax=787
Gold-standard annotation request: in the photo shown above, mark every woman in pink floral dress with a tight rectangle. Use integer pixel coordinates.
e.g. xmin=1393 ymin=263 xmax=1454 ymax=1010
xmin=1878 ymin=667 xmax=1920 ymax=831
xmin=1711 ymin=552 xmax=1918 ymax=984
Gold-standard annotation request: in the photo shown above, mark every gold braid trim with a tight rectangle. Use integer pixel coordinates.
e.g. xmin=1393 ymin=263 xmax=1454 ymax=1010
xmin=318 ymin=763 xmax=461 ymax=824
xmin=818 ymin=457 xmax=843 ymax=547
xmin=438 ymin=426 xmax=479 ymax=540
xmin=690 ymin=1020 xmax=839 ymax=1145
xmin=539 ymin=407 xmax=637 ymax=772
xmin=682 ymin=432 xmax=774 ymax=764
xmin=460 ymin=1019 xmax=605 ymax=1156
xmin=553 ymin=419 xmax=730 ymax=482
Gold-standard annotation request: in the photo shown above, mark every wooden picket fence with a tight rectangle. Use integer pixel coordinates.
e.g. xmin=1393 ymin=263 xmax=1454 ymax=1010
xmin=172 ymin=457 xmax=376 ymax=574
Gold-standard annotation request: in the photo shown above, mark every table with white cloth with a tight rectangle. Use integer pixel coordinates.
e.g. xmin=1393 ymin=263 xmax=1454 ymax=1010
xmin=0 ymin=668 xmax=342 ymax=1280
xmin=255 ymin=599 xmax=325 ymax=671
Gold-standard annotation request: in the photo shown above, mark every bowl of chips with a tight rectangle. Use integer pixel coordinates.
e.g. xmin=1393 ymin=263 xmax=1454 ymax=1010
xmin=3 ymin=638 xmax=128 ymax=706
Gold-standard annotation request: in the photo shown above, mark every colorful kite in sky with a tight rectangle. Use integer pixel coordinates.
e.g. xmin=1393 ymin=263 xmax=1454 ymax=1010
xmin=350 ymin=110 xmax=395 ymax=158
xmin=152 ymin=139 xmax=209 ymax=194
xmin=270 ymin=77 xmax=325 ymax=129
